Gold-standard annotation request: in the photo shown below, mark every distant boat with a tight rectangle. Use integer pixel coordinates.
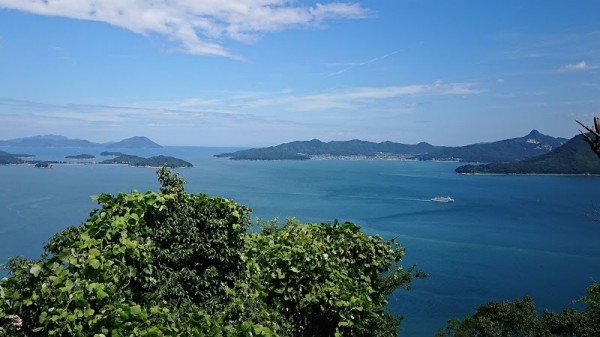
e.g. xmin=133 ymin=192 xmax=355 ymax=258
xmin=431 ymin=196 xmax=454 ymax=203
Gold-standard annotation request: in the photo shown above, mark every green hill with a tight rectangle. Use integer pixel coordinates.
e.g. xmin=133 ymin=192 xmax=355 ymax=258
xmin=455 ymin=134 xmax=600 ymax=174
xmin=419 ymin=130 xmax=567 ymax=163
xmin=106 ymin=136 xmax=162 ymax=148
xmin=215 ymin=139 xmax=441 ymax=160
xmin=65 ymin=154 xmax=96 ymax=159
xmin=100 ymin=154 xmax=192 ymax=168
xmin=0 ymin=150 xmax=25 ymax=164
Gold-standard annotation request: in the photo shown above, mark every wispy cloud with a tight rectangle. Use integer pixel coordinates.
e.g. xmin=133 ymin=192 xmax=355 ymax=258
xmin=0 ymin=0 xmax=373 ymax=59
xmin=328 ymin=48 xmax=403 ymax=76
xmin=0 ymin=81 xmax=483 ymax=144
xmin=290 ymin=81 xmax=482 ymax=111
xmin=559 ymin=60 xmax=589 ymax=72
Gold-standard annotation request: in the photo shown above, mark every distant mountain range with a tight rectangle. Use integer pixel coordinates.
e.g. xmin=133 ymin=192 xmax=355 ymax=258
xmin=416 ymin=130 xmax=567 ymax=162
xmin=455 ymin=134 xmax=600 ymax=174
xmin=215 ymin=130 xmax=567 ymax=163
xmin=0 ymin=135 xmax=162 ymax=148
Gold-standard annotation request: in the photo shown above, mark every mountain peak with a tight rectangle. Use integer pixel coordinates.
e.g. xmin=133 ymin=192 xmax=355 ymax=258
xmin=528 ymin=129 xmax=541 ymax=136
xmin=107 ymin=136 xmax=162 ymax=148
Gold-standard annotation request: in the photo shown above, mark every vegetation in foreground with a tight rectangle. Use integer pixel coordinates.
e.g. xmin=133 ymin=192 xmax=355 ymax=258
xmin=0 ymin=168 xmax=423 ymax=337
xmin=436 ymin=283 xmax=600 ymax=337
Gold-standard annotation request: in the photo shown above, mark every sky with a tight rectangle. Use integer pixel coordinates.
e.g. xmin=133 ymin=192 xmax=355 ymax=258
xmin=0 ymin=0 xmax=599 ymax=147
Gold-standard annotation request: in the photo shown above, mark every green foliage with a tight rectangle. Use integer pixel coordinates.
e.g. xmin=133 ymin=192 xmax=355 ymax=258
xmin=239 ymin=218 xmax=425 ymax=337
xmin=0 ymin=167 xmax=419 ymax=337
xmin=436 ymin=282 xmax=600 ymax=337
xmin=0 ymin=167 xmax=259 ymax=336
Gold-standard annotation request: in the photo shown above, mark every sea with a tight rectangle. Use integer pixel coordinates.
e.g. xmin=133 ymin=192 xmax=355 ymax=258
xmin=1 ymin=146 xmax=599 ymax=337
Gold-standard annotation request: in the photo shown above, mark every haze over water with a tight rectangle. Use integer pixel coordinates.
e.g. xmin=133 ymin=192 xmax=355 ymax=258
xmin=2 ymin=147 xmax=599 ymax=336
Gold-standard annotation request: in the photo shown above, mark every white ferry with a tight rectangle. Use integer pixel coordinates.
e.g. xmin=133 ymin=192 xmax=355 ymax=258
xmin=431 ymin=196 xmax=454 ymax=203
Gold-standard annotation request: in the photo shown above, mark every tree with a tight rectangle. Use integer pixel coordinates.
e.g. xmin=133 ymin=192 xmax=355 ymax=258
xmin=0 ymin=167 xmax=421 ymax=337
xmin=435 ymin=284 xmax=600 ymax=337
xmin=576 ymin=117 xmax=600 ymax=158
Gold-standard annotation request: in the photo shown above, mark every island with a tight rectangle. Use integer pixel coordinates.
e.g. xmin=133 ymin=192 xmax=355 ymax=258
xmin=215 ymin=130 xmax=566 ymax=162
xmin=455 ymin=134 xmax=600 ymax=175
xmin=100 ymin=151 xmax=125 ymax=156
xmin=216 ymin=139 xmax=439 ymax=160
xmin=106 ymin=136 xmax=162 ymax=148
xmin=100 ymin=154 xmax=193 ymax=168
xmin=0 ymin=135 xmax=162 ymax=148
xmin=65 ymin=154 xmax=96 ymax=159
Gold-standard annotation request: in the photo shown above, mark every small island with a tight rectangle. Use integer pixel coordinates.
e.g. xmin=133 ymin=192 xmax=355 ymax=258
xmin=100 ymin=154 xmax=193 ymax=168
xmin=66 ymin=154 xmax=96 ymax=159
xmin=100 ymin=151 xmax=125 ymax=156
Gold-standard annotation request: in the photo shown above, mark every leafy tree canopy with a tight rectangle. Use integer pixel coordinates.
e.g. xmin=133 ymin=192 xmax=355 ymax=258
xmin=436 ymin=282 xmax=600 ymax=337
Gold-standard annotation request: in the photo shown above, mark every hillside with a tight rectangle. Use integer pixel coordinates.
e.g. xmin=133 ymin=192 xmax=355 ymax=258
xmin=455 ymin=134 xmax=600 ymax=174
xmin=0 ymin=150 xmax=25 ymax=164
xmin=106 ymin=136 xmax=162 ymax=148
xmin=418 ymin=130 xmax=567 ymax=162
xmin=215 ymin=131 xmax=567 ymax=162
xmin=215 ymin=139 xmax=441 ymax=160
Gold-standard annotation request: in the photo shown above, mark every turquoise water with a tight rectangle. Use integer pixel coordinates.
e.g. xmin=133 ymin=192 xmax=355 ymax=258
xmin=1 ymin=146 xmax=599 ymax=336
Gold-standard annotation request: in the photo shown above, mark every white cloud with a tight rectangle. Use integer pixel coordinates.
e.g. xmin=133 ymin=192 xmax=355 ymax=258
xmin=559 ymin=60 xmax=589 ymax=72
xmin=0 ymin=0 xmax=372 ymax=59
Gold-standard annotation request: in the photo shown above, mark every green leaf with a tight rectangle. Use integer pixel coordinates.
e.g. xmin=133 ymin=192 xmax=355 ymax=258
xmin=89 ymin=258 xmax=101 ymax=269
xmin=30 ymin=263 xmax=43 ymax=277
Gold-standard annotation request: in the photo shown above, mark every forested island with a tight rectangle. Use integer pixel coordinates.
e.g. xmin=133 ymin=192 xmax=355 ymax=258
xmin=215 ymin=130 xmax=566 ymax=163
xmin=100 ymin=154 xmax=193 ymax=168
xmin=100 ymin=151 xmax=125 ymax=156
xmin=65 ymin=154 xmax=96 ymax=159
xmin=455 ymin=134 xmax=600 ymax=175
xmin=0 ymin=150 xmax=191 ymax=168
xmin=215 ymin=138 xmax=440 ymax=160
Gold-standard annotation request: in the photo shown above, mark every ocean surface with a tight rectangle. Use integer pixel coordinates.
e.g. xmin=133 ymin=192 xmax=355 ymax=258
xmin=1 ymin=146 xmax=600 ymax=336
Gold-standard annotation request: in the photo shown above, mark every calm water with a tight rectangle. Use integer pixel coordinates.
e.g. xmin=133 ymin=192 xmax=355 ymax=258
xmin=1 ymin=146 xmax=599 ymax=336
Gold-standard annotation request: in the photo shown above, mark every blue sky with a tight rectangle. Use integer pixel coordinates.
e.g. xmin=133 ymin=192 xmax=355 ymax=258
xmin=0 ymin=0 xmax=599 ymax=146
